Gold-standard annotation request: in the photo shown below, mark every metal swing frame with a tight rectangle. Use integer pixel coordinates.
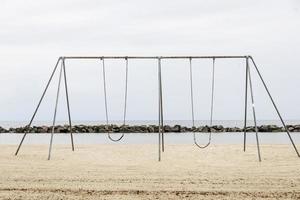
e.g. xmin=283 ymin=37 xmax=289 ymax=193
xmin=14 ymin=55 xmax=299 ymax=161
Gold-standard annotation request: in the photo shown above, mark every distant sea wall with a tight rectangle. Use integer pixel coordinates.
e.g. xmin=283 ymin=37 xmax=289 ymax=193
xmin=1 ymin=124 xmax=300 ymax=133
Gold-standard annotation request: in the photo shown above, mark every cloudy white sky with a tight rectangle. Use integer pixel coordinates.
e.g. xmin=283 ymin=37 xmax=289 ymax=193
xmin=0 ymin=0 xmax=300 ymax=124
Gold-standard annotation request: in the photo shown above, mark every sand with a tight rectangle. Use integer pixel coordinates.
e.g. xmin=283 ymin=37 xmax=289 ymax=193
xmin=0 ymin=144 xmax=299 ymax=199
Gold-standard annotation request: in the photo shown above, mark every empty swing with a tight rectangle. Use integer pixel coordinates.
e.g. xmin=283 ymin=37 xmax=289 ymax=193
xmin=101 ymin=58 xmax=129 ymax=142
xmin=189 ymin=58 xmax=215 ymax=148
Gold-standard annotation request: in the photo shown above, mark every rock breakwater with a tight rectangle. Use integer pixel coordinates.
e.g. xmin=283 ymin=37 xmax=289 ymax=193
xmin=0 ymin=124 xmax=300 ymax=133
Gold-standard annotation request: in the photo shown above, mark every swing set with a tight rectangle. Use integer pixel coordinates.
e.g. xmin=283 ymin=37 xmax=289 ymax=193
xmin=14 ymin=56 xmax=300 ymax=162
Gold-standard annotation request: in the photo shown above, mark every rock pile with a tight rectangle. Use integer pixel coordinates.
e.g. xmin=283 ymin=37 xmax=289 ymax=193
xmin=0 ymin=126 xmax=8 ymax=133
xmin=0 ymin=124 xmax=300 ymax=133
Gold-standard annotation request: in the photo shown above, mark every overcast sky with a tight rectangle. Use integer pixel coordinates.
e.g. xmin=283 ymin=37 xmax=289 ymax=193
xmin=0 ymin=0 xmax=300 ymax=124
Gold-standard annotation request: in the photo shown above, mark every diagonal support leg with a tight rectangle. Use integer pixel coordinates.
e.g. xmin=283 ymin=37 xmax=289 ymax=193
xmin=48 ymin=62 xmax=63 ymax=160
xmin=15 ymin=57 xmax=62 ymax=156
xmin=249 ymin=56 xmax=299 ymax=157
xmin=247 ymin=58 xmax=262 ymax=162
xmin=62 ymin=58 xmax=74 ymax=151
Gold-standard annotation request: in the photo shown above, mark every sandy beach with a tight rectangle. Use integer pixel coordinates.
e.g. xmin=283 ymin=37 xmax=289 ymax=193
xmin=0 ymin=144 xmax=299 ymax=199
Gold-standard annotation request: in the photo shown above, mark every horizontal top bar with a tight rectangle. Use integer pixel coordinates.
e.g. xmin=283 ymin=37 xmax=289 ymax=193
xmin=62 ymin=56 xmax=248 ymax=60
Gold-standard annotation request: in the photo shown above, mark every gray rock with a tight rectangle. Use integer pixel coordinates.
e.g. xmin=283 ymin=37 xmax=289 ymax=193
xmin=171 ymin=125 xmax=181 ymax=133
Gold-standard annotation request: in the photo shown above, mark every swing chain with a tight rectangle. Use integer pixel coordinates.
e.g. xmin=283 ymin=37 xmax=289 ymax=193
xmin=191 ymin=58 xmax=215 ymax=149
xmin=101 ymin=58 xmax=128 ymax=142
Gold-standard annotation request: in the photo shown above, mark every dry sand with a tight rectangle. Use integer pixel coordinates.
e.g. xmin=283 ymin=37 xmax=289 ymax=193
xmin=0 ymin=144 xmax=299 ymax=199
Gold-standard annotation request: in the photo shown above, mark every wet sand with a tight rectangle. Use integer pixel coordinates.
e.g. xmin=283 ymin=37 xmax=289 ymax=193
xmin=0 ymin=144 xmax=299 ymax=199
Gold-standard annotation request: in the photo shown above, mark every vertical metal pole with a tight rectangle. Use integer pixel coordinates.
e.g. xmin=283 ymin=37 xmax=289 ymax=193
xmin=158 ymin=58 xmax=161 ymax=161
xmin=15 ymin=57 xmax=61 ymax=156
xmin=243 ymin=58 xmax=249 ymax=152
xmin=123 ymin=57 xmax=129 ymax=125
xmin=102 ymin=58 xmax=109 ymax=129
xmin=48 ymin=63 xmax=63 ymax=160
xmin=62 ymin=58 xmax=74 ymax=151
xmin=158 ymin=58 xmax=164 ymax=152
xmin=249 ymin=56 xmax=300 ymax=157
xmin=209 ymin=58 xmax=215 ymax=127
xmin=189 ymin=58 xmax=195 ymax=128
xmin=247 ymin=58 xmax=262 ymax=162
